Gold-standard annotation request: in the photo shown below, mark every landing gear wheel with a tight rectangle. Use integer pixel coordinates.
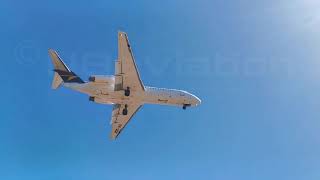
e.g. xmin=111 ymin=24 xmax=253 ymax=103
xmin=183 ymin=105 xmax=187 ymax=110
xmin=122 ymin=109 xmax=128 ymax=115
xmin=122 ymin=104 xmax=128 ymax=115
xmin=183 ymin=104 xmax=190 ymax=110
xmin=124 ymin=87 xmax=130 ymax=96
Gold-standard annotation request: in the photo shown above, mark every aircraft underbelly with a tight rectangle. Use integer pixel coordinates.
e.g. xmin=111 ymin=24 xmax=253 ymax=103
xmin=142 ymin=90 xmax=184 ymax=106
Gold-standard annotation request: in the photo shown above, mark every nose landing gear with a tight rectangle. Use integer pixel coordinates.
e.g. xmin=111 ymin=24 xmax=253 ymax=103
xmin=182 ymin=104 xmax=191 ymax=110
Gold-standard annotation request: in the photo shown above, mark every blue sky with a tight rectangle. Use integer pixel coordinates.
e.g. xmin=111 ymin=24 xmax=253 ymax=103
xmin=1 ymin=0 xmax=320 ymax=179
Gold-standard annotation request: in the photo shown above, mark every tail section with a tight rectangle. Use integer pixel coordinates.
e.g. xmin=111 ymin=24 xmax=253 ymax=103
xmin=49 ymin=49 xmax=84 ymax=89
xmin=52 ymin=72 xmax=63 ymax=89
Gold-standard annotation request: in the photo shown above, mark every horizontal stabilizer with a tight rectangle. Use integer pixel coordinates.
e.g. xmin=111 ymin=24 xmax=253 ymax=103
xmin=52 ymin=72 xmax=63 ymax=89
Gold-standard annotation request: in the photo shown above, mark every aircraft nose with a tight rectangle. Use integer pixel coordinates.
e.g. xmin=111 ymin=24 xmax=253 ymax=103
xmin=193 ymin=95 xmax=201 ymax=106
xmin=196 ymin=96 xmax=201 ymax=106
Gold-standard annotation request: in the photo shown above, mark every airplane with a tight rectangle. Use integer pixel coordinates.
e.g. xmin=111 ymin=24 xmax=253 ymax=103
xmin=49 ymin=31 xmax=201 ymax=139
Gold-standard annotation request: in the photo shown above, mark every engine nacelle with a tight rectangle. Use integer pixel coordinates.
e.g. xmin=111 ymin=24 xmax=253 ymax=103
xmin=88 ymin=75 xmax=115 ymax=84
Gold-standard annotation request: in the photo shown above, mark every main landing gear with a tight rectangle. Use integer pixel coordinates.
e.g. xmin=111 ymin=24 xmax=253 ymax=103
xmin=122 ymin=87 xmax=130 ymax=115
xmin=124 ymin=87 xmax=130 ymax=96
xmin=122 ymin=104 xmax=128 ymax=115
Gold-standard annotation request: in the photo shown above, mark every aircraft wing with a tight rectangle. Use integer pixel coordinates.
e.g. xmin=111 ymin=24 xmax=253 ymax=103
xmin=110 ymin=103 xmax=142 ymax=139
xmin=114 ymin=31 xmax=144 ymax=91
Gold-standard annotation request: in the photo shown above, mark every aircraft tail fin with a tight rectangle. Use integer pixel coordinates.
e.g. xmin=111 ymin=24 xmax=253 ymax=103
xmin=49 ymin=49 xmax=84 ymax=89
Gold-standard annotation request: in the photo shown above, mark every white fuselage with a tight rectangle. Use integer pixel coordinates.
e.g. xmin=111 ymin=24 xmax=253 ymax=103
xmin=63 ymin=75 xmax=201 ymax=108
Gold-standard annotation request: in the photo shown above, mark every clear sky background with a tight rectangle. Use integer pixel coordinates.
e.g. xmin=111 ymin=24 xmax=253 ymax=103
xmin=1 ymin=0 xmax=320 ymax=179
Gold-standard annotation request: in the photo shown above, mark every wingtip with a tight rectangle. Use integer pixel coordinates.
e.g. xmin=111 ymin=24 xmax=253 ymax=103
xmin=118 ymin=31 xmax=127 ymax=36
xmin=48 ymin=49 xmax=58 ymax=56
xmin=110 ymin=134 xmax=116 ymax=140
